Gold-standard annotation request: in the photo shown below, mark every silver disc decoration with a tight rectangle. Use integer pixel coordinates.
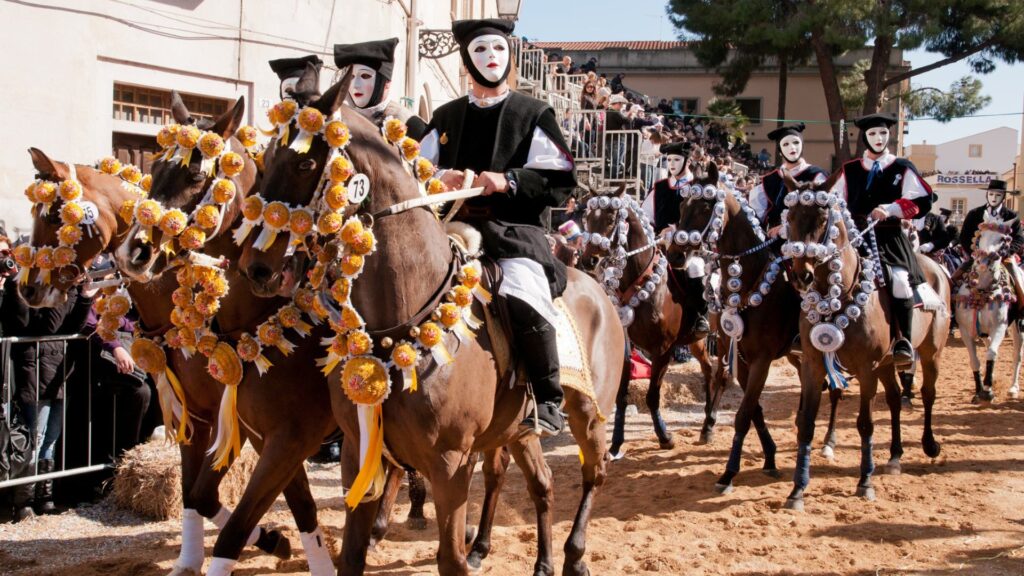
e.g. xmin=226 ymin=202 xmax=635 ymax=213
xmin=810 ymin=322 xmax=845 ymax=353
xmin=720 ymin=309 xmax=744 ymax=339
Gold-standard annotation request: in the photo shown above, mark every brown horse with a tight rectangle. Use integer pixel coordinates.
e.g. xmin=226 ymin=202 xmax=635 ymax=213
xmin=239 ymin=76 xmax=625 ymax=576
xmin=667 ymin=178 xmax=842 ymax=493
xmin=19 ymin=143 xmax=294 ymax=573
xmin=580 ymin=187 xmax=714 ymax=453
xmin=782 ymin=174 xmax=948 ymax=511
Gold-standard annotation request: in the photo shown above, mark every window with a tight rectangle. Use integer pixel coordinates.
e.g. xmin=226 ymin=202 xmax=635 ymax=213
xmin=673 ymin=98 xmax=698 ymax=115
xmin=735 ymin=98 xmax=762 ymax=125
xmin=950 ymin=197 xmax=967 ymax=227
xmin=969 ymin=144 xmax=983 ymax=158
xmin=113 ymin=84 xmax=230 ymax=126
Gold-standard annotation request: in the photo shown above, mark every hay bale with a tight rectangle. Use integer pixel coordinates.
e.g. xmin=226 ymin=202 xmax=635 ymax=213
xmin=109 ymin=440 xmax=260 ymax=520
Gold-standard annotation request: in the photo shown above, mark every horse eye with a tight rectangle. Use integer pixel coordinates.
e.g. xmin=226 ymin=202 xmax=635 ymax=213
xmin=300 ymin=159 xmax=317 ymax=171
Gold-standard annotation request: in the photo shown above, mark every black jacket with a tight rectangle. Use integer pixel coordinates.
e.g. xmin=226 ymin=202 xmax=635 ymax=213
xmin=917 ymin=212 xmax=953 ymax=253
xmin=0 ymin=286 xmax=92 ymax=404
xmin=959 ymin=204 xmax=1024 ymax=255
xmin=427 ymin=92 xmax=577 ymax=297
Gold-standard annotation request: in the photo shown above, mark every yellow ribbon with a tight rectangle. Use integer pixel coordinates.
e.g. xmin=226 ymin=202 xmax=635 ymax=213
xmin=345 ymin=404 xmax=386 ymax=509
xmin=164 ymin=367 xmax=192 ymax=445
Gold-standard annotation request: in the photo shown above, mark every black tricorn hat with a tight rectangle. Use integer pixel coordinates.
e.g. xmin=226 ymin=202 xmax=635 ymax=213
xmin=333 ymin=38 xmax=399 ymax=80
xmin=268 ymin=55 xmax=323 ymax=81
xmin=452 ymin=18 xmax=515 ymax=46
xmin=659 ymin=141 xmax=692 ymax=156
xmin=982 ymin=179 xmax=1020 ymax=194
xmin=766 ymin=123 xmax=806 ymax=142
xmin=939 ymin=207 xmax=953 ymax=216
xmin=853 ymin=112 xmax=898 ymax=130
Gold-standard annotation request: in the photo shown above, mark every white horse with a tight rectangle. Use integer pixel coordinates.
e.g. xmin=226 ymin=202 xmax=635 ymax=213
xmin=955 ymin=210 xmax=1023 ymax=402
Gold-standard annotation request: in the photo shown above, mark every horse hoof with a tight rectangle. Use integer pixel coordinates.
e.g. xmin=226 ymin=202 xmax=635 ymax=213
xmin=885 ymin=460 xmax=902 ymax=476
xmin=168 ymin=565 xmax=201 ymax=576
xmin=609 ymin=448 xmax=627 ymax=462
xmin=980 ymin=390 xmax=996 ymax=402
xmin=563 ymin=562 xmax=590 ymax=576
xmin=467 ymin=552 xmax=484 ymax=571
xmin=260 ymin=528 xmax=292 ymax=560
xmin=698 ymin=430 xmax=714 ymax=445
xmin=658 ymin=436 xmax=676 ymax=450
xmin=856 ymin=486 xmax=876 ymax=501
xmin=923 ymin=440 xmax=941 ymax=459
xmin=820 ymin=445 xmax=835 ymax=460
xmin=713 ymin=482 xmax=733 ymax=495
xmin=901 ymin=396 xmax=913 ymax=410
xmin=783 ymin=497 xmax=804 ymax=512
xmin=407 ymin=517 xmax=428 ymax=531
xmin=762 ymin=467 xmax=783 ymax=479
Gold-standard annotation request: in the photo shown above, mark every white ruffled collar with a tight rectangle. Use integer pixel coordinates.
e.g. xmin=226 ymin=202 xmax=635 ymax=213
xmin=469 ymin=89 xmax=511 ymax=109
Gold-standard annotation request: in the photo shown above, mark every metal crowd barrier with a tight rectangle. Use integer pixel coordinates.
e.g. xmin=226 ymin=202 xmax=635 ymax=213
xmin=602 ymin=130 xmax=644 ymax=195
xmin=0 ymin=334 xmax=114 ymax=490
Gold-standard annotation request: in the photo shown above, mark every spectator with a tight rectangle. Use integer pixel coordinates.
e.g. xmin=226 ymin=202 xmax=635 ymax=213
xmin=580 ymin=81 xmax=599 ymax=110
xmin=0 ymin=250 xmax=93 ymax=521
xmin=610 ymin=73 xmax=625 ymax=94
xmin=605 ymin=94 xmax=629 ymax=130
xmin=580 ymin=57 xmax=598 ymax=73
xmin=757 ymin=148 xmax=771 ymax=170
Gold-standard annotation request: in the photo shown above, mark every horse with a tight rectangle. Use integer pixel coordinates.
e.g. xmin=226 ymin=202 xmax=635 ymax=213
xmin=666 ymin=177 xmax=843 ymax=493
xmin=238 ymin=75 xmax=625 ymax=576
xmin=782 ymin=174 xmax=948 ymax=511
xmin=18 ymin=141 xmax=295 ymax=574
xmin=953 ymin=210 xmax=1023 ymax=401
xmin=580 ymin=186 xmax=714 ymax=454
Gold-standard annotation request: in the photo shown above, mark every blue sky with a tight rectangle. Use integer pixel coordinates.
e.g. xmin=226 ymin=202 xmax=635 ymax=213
xmin=517 ymin=0 xmax=1023 ymax=147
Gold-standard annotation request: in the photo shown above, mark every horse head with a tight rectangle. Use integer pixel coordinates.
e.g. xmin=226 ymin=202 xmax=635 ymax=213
xmin=19 ymin=149 xmax=134 ymax=307
xmin=974 ymin=210 xmax=1015 ymax=261
xmin=115 ymin=93 xmax=253 ymax=282
xmin=238 ymin=66 xmax=354 ymax=297
xmin=664 ymin=161 xmax=719 ymax=269
xmin=780 ymin=169 xmax=847 ymax=292
xmin=580 ymin=185 xmax=629 ymax=272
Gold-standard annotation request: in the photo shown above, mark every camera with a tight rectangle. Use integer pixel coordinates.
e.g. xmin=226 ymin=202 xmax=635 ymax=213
xmin=0 ymin=256 xmax=17 ymax=277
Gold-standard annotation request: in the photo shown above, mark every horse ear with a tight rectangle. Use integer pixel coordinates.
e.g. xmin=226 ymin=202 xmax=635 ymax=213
xmin=313 ymin=67 xmax=354 ymax=117
xmin=170 ymin=91 xmax=193 ymax=125
xmin=28 ymin=148 xmax=64 ymax=179
xmin=291 ymin=62 xmax=321 ymax=98
xmin=819 ymin=169 xmax=843 ymax=193
xmin=211 ymin=96 xmax=246 ymax=140
xmin=706 ymin=161 xmax=719 ymax=185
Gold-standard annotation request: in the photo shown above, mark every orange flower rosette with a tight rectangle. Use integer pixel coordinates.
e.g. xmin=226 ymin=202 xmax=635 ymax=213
xmin=171 ymin=286 xmax=193 ymax=308
xmin=340 ymin=254 xmax=364 ymax=277
xmin=207 ymin=342 xmax=243 ymax=387
xmin=427 ymin=178 xmax=445 ymax=195
xmin=263 ymin=202 xmax=290 ymax=229
xmin=130 ymin=338 xmax=167 ymax=375
xmin=324 ymin=121 xmax=350 ymax=148
xmin=220 ymin=152 xmax=245 ymax=177
xmin=195 ymin=204 xmax=221 ymax=230
xmin=60 ymin=202 xmax=84 ymax=226
xmin=328 ymin=156 xmax=354 ymax=183
xmin=159 ymin=209 xmax=188 ymax=237
xmin=297 ymin=107 xmax=325 ymax=133
xmin=59 ymin=179 xmax=82 ymax=202
xmin=330 ymin=278 xmax=351 ymax=303
xmin=156 ymin=124 xmax=180 ymax=148
xmin=324 ymin=183 xmax=348 ymax=212
xmin=34 ymin=181 xmax=57 ymax=204
xmin=242 ymin=196 xmax=264 ymax=221
xmin=139 ymin=174 xmax=153 ymax=193
xmin=235 ymin=125 xmax=259 ymax=149
xmin=399 ymin=137 xmax=420 ymax=162
xmin=119 ymin=164 xmax=143 ymax=185
xmin=58 ymin=225 xmax=83 ymax=247
xmin=340 ymin=356 xmax=390 ymax=405
xmin=176 ymin=125 xmax=201 ymax=149
xmin=415 ymin=158 xmax=436 ymax=182
xmin=98 ymin=156 xmax=122 ymax=175
xmin=317 ymin=212 xmax=343 ymax=235
xmin=136 ymin=199 xmax=164 ymax=227
xmin=119 ymin=200 xmax=137 ymax=223
xmin=53 ymin=247 xmax=75 ymax=268
xmin=383 ymin=118 xmax=407 ymax=144
xmin=198 ymin=133 xmax=225 ymax=159
xmin=211 ymin=179 xmax=236 ymax=204
xmin=178 ymin=226 xmax=207 ymax=250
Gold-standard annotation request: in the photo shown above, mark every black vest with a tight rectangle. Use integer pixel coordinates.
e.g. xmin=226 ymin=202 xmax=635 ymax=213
xmin=651 ymin=178 xmax=685 ymax=233
xmin=843 ymin=157 xmax=929 ymax=218
xmin=761 ymin=165 xmax=827 ymax=228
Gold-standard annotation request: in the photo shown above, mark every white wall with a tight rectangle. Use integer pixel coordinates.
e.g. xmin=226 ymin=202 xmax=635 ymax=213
xmin=935 ymin=127 xmax=1019 ymax=174
xmin=0 ymin=0 xmax=485 ymax=235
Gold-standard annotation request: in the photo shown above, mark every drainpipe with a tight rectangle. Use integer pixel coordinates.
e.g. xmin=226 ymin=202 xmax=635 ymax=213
xmin=406 ymin=0 xmax=418 ymax=107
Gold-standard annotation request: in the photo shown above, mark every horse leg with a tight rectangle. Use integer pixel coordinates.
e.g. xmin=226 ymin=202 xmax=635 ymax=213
xmin=879 ymin=370 xmax=904 ymax=476
xmin=172 ymin=425 xmax=215 ymax=576
xmin=1010 ymin=323 xmax=1023 ymax=398
xmin=508 ymin=438 xmax=555 ymax=576
xmin=716 ymin=358 xmax=770 ymax=487
xmin=855 ymin=373 xmax=879 ymax=501
xmin=369 ymin=465 xmax=405 ymax=548
xmin=698 ymin=341 xmax=727 ymax=444
xmin=920 ymin=353 xmax=942 ymax=458
xmin=282 ymin=467 xmax=333 ymax=575
xmin=820 ymin=387 xmax=842 ymax=460
xmin=785 ymin=359 xmax=825 ymax=511
xmin=647 ymin=353 xmax=674 ymax=449
xmin=609 ymin=342 xmax=632 ymax=459
xmin=467 ymin=447 xmax=512 ymax=570
xmin=562 ymin=391 xmax=607 ymax=576
xmin=431 ymin=451 xmax=477 ymax=576
xmin=206 ymin=441 xmax=318 ymax=575
xmin=338 ymin=437 xmax=379 ymax=576
xmin=982 ymin=321 xmax=1009 ymax=399
xmin=408 ymin=471 xmax=428 ymax=527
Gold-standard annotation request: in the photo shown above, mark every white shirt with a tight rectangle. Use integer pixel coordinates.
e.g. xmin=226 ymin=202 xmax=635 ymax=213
xmin=749 ymin=160 xmax=825 ymax=221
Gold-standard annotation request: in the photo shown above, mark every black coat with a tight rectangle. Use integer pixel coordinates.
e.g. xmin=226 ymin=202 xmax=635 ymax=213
xmin=0 ymin=286 xmax=92 ymax=405
xmin=917 ymin=212 xmax=953 ymax=252
xmin=958 ymin=204 xmax=1024 ymax=255
xmin=427 ymin=92 xmax=577 ymax=297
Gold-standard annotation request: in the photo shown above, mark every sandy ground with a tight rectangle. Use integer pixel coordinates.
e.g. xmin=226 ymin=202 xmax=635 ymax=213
xmin=3 ymin=335 xmax=1024 ymax=575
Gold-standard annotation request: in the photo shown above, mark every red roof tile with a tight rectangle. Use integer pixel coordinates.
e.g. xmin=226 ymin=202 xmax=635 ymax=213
xmin=530 ymin=41 xmax=690 ymax=51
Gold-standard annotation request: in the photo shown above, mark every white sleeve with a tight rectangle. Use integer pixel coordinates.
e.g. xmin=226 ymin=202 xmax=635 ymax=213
xmin=419 ymin=129 xmax=440 ymax=165
xmin=523 ymin=126 xmax=573 ymax=171
xmin=830 ymin=173 xmax=847 ymax=199
xmin=749 ymin=183 xmax=768 ymax=221
xmin=641 ymin=188 xmax=655 ymax=222
xmin=900 ymin=168 xmax=929 ymax=201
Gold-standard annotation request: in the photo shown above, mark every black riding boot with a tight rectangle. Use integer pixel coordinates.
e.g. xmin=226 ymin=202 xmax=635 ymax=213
xmin=35 ymin=459 xmax=57 ymax=514
xmin=892 ymin=297 xmax=915 ymax=368
xmin=507 ymin=296 xmax=564 ymax=436
xmin=684 ymin=276 xmax=710 ymax=337
xmin=13 ymin=481 xmax=35 ymax=522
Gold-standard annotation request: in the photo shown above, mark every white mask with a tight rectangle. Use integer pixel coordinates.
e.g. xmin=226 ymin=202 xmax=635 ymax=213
xmin=987 ymin=190 xmax=1005 ymax=208
xmin=865 ymin=126 xmax=890 ymax=154
xmin=666 ymin=154 xmax=686 ymax=178
xmin=349 ymin=64 xmax=378 ymax=108
xmin=779 ymin=134 xmax=803 ymax=164
xmin=280 ymin=78 xmax=299 ymax=100
xmin=468 ymin=35 xmax=510 ymax=84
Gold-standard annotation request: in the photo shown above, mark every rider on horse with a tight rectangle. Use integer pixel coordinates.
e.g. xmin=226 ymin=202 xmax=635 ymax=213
xmin=333 ymin=38 xmax=429 ymax=140
xmin=643 ymin=141 xmax=709 ymax=336
xmin=750 ymin=123 xmax=827 ymax=239
xmin=830 ymin=112 xmax=933 ymax=368
xmin=954 ymin=179 xmax=1024 ymax=304
xmin=419 ymin=18 xmax=577 ymax=436
xmin=268 ymin=54 xmax=322 ymax=100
